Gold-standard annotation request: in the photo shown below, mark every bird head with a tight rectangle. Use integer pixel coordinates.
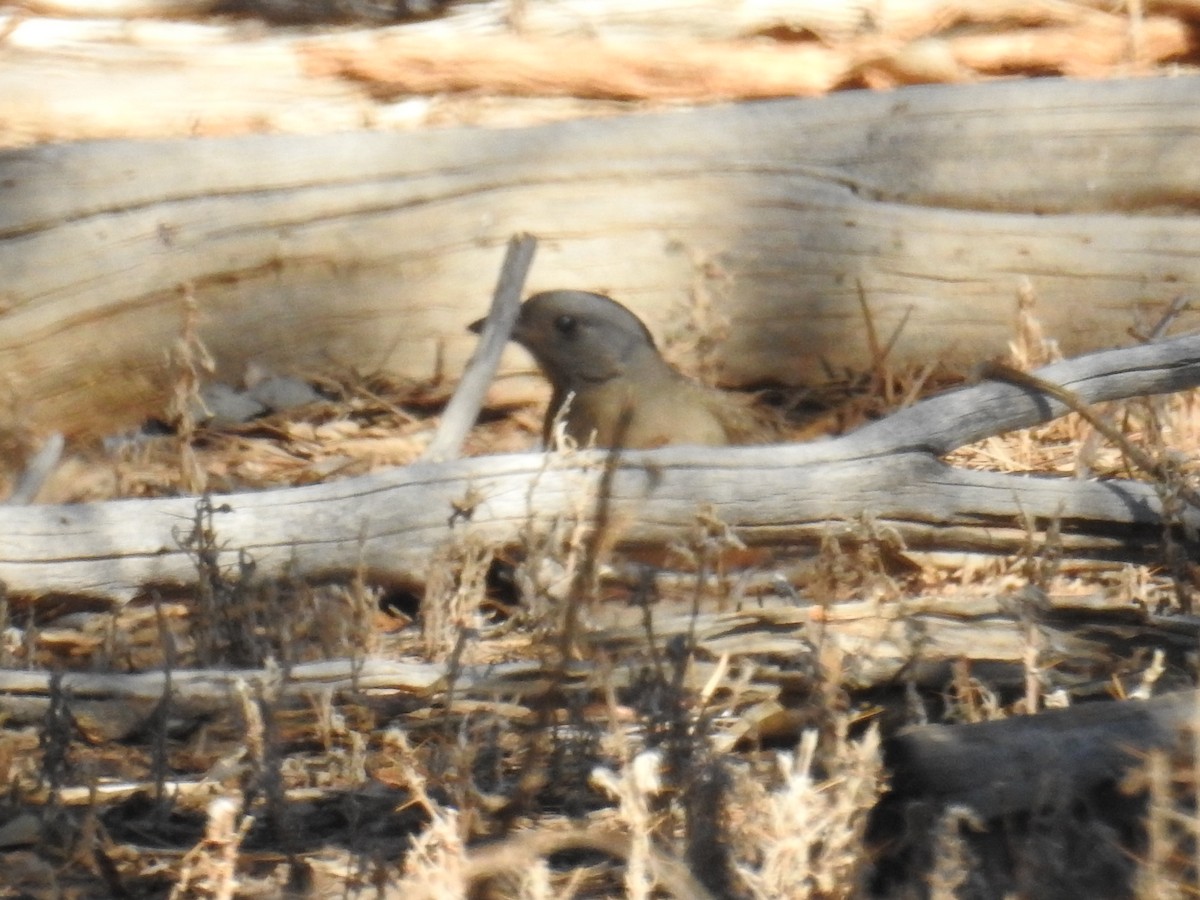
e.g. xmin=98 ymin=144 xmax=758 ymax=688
xmin=472 ymin=290 xmax=660 ymax=390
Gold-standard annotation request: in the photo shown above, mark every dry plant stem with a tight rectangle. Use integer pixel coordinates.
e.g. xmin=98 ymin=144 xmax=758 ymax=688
xmin=1131 ymin=294 xmax=1189 ymax=342
xmin=151 ymin=592 xmax=176 ymax=810
xmin=561 ymin=414 xmax=628 ymax=664
xmin=166 ymin=284 xmax=214 ymax=495
xmin=40 ymin=670 xmax=71 ymax=810
xmin=1134 ymin=749 xmax=1173 ymax=900
xmin=926 ymin=807 xmax=980 ymax=899
xmin=421 ymin=232 xmax=536 ymax=462
xmin=170 ymin=796 xmax=250 ymax=900
xmin=856 ymin=279 xmax=911 ymax=403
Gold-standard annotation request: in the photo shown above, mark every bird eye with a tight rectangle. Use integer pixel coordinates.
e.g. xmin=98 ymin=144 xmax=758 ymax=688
xmin=554 ymin=315 xmax=577 ymax=336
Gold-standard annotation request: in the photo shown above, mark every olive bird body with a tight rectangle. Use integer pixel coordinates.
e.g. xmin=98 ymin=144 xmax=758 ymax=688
xmin=470 ymin=290 xmax=779 ymax=449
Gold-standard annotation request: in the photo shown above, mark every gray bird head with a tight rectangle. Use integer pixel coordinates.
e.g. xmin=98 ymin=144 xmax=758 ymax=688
xmin=502 ymin=290 xmax=661 ymax=390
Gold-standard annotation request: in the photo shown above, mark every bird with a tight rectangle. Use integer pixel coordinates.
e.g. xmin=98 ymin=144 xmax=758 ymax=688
xmin=469 ymin=290 xmax=781 ymax=449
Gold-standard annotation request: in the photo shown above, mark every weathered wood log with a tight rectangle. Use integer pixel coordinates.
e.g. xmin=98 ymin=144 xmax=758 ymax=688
xmin=884 ymin=689 xmax=1200 ymax=819
xmin=4 ymin=0 xmax=1132 ymax=34
xmin=3 ymin=76 xmax=1200 ymax=438
xmin=309 ymin=16 xmax=1191 ymax=95
xmin=2 ymin=2 xmax=1188 ymax=116
xmin=1 ymin=331 xmax=1196 ymax=604
xmin=3 ymin=587 xmax=1195 ymax=739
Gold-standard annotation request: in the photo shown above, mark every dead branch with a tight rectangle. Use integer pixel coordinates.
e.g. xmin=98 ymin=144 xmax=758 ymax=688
xmin=420 ymin=232 xmax=535 ymax=462
xmin=884 ymin=689 xmax=1200 ymax=818
xmin=0 ymin=331 xmax=1196 ymax=604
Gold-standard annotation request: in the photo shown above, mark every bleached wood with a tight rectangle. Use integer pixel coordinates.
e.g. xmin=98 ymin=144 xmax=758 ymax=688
xmin=0 ymin=332 xmax=1196 ymax=603
xmin=3 ymin=76 xmax=1200 ymax=439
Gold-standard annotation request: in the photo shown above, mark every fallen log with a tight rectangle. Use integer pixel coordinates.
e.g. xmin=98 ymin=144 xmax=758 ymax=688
xmin=3 ymin=76 xmax=1200 ymax=437
xmin=2 ymin=588 xmax=1195 ymax=738
xmin=884 ymin=689 xmax=1200 ymax=818
xmin=0 ymin=330 xmax=1196 ymax=605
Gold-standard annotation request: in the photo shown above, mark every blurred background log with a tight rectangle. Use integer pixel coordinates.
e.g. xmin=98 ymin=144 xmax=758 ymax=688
xmin=2 ymin=75 xmax=1200 ymax=441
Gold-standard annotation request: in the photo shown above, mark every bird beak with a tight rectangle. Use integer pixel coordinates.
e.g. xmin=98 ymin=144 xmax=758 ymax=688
xmin=469 ymin=315 xmax=526 ymax=345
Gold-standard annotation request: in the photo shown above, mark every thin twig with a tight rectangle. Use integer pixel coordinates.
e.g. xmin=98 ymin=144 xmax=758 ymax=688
xmin=981 ymin=361 xmax=1200 ymax=510
xmin=421 ymin=233 xmax=537 ymax=461
xmin=1129 ymin=295 xmax=1190 ymax=343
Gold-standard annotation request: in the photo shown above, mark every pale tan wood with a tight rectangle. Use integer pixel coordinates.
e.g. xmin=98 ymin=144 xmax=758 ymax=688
xmin=305 ymin=16 xmax=1189 ymax=95
xmin=3 ymin=76 xmax=1200 ymax=441
xmin=3 ymin=0 xmax=1117 ymax=36
xmin=300 ymin=32 xmax=845 ymax=99
xmin=0 ymin=0 xmax=1179 ymax=147
xmin=0 ymin=18 xmax=379 ymax=145
xmin=0 ymin=0 xmax=1184 ymax=150
xmin=0 ymin=332 xmax=1195 ymax=603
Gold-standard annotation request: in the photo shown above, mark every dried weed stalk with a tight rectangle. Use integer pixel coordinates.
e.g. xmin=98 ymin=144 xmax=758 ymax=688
xmin=177 ymin=497 xmax=258 ymax=667
xmin=170 ymin=795 xmax=252 ymax=900
xmin=811 ymin=517 xmax=911 ymax=606
xmin=228 ymin=666 xmax=292 ymax=850
xmin=178 ymin=497 xmax=365 ymax=667
xmin=0 ymin=585 xmax=11 ymax=669
xmin=925 ymin=806 xmax=984 ymax=900
xmin=164 ymin=284 xmax=215 ymax=495
xmin=1129 ymin=692 xmax=1200 ymax=898
xmin=945 ymin=658 xmax=1005 ymax=725
xmin=666 ymin=505 xmax=751 ymax=616
xmin=1007 ymin=278 xmax=1062 ymax=372
xmin=386 ymin=728 xmax=471 ymax=898
xmin=513 ymin=437 xmax=608 ymax=658
xmin=856 ymin=279 xmax=917 ymax=410
xmin=591 ymin=751 xmax=665 ymax=900
xmin=151 ymin=591 xmax=178 ymax=811
xmin=38 ymin=670 xmax=75 ymax=812
xmin=734 ymin=722 xmax=885 ymax=899
xmin=1136 ymin=396 xmax=1198 ymax=613
xmin=1136 ymin=747 xmax=1181 ymax=900
xmin=421 ymin=534 xmax=492 ymax=659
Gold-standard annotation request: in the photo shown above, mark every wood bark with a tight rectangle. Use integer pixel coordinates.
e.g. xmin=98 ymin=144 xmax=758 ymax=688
xmin=885 ymin=689 xmax=1200 ymax=818
xmin=2 ymin=76 xmax=1200 ymax=438
xmin=1 ymin=331 xmax=1196 ymax=605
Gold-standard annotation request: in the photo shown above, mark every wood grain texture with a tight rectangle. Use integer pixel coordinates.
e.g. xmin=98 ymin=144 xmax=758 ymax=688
xmin=3 ymin=75 xmax=1200 ymax=439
